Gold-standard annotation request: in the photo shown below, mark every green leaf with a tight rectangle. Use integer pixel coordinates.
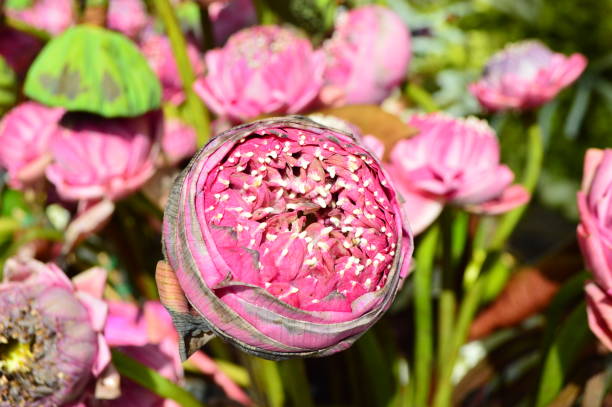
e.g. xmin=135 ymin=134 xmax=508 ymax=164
xmin=111 ymin=350 xmax=204 ymax=407
xmin=535 ymin=301 xmax=592 ymax=407
xmin=24 ymin=25 xmax=161 ymax=117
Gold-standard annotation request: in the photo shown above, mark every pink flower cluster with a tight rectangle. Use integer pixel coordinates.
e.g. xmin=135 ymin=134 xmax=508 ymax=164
xmin=577 ymin=149 xmax=612 ymax=351
xmin=470 ymin=40 xmax=587 ymax=111
xmin=366 ymin=113 xmax=529 ymax=234
xmin=195 ymin=6 xmax=411 ymax=122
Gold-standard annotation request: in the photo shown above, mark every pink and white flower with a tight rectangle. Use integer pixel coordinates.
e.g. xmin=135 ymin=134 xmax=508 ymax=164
xmin=6 ymin=0 xmax=74 ymax=35
xmin=321 ymin=5 xmax=411 ymax=106
xmin=382 ymin=113 xmax=529 ymax=234
xmin=194 ymin=26 xmax=325 ymax=122
xmin=0 ymin=102 xmax=64 ymax=189
xmin=158 ymin=116 xmax=412 ymax=360
xmin=469 ymin=40 xmax=587 ymax=111
xmin=46 ymin=114 xmax=159 ymax=202
xmin=108 ymin=0 xmax=150 ymax=39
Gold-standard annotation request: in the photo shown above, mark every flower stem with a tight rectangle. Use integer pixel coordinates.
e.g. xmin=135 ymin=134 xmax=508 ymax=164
xmin=243 ymin=355 xmax=285 ymax=407
xmin=412 ymin=225 xmax=439 ymax=407
xmin=151 ymin=0 xmax=210 ymax=146
xmin=432 ymin=278 xmax=485 ymax=407
xmin=279 ymin=359 xmax=314 ymax=407
xmin=489 ymin=123 xmax=543 ymax=250
xmin=3 ymin=17 xmax=51 ymax=41
xmin=405 ymin=83 xmax=439 ymax=113
xmin=252 ymin=0 xmax=278 ymax=24
xmin=437 ymin=210 xmax=456 ymax=368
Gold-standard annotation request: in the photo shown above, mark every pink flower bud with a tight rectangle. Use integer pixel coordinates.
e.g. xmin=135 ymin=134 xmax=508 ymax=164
xmin=46 ymin=114 xmax=159 ymax=201
xmin=386 ymin=113 xmax=529 ymax=234
xmin=0 ymin=102 xmax=64 ymax=189
xmin=585 ymin=282 xmax=612 ymax=351
xmin=0 ymin=259 xmax=110 ymax=405
xmin=141 ymin=34 xmax=204 ymax=105
xmin=108 ymin=0 xmax=150 ymax=39
xmin=6 ymin=0 xmax=74 ymax=35
xmin=321 ymin=6 xmax=411 ymax=106
xmin=469 ymin=40 xmax=587 ymax=111
xmin=577 ymin=149 xmax=612 ymax=294
xmin=194 ymin=26 xmax=325 ymax=122
xmin=159 ymin=116 xmax=412 ymax=360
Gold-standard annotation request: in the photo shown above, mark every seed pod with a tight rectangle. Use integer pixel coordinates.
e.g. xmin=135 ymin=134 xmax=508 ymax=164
xmin=159 ymin=116 xmax=413 ymax=360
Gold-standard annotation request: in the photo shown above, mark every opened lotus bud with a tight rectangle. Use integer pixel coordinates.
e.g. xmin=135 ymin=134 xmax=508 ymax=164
xmin=0 ymin=259 xmax=110 ymax=406
xmin=159 ymin=116 xmax=412 ymax=360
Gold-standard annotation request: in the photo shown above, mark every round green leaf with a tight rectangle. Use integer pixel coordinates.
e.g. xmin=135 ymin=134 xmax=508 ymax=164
xmin=24 ymin=25 xmax=162 ymax=117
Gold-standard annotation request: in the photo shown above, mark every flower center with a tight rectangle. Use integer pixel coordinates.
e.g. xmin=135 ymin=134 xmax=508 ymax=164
xmin=202 ymin=129 xmax=399 ymax=312
xmin=0 ymin=301 xmax=62 ymax=405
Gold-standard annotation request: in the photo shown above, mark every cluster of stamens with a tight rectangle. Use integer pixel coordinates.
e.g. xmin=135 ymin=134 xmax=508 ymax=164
xmin=202 ymin=128 xmax=399 ymax=312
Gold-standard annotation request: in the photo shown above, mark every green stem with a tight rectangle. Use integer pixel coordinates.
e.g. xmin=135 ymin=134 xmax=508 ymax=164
xmin=432 ymin=279 xmax=485 ymax=407
xmin=112 ymin=350 xmax=204 ymax=407
xmin=413 ymin=226 xmax=439 ymax=407
xmin=152 ymin=0 xmax=210 ymax=146
xmin=244 ymin=356 xmax=284 ymax=407
xmin=0 ymin=227 xmax=63 ymax=278
xmin=278 ymin=359 xmax=314 ymax=407
xmin=405 ymin=83 xmax=439 ymax=112
xmin=489 ymin=123 xmax=543 ymax=250
xmin=252 ymin=0 xmax=278 ymax=24
xmin=438 ymin=210 xmax=455 ymax=367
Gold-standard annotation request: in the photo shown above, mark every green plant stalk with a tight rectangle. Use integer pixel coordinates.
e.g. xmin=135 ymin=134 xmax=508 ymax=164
xmin=252 ymin=0 xmax=278 ymax=24
xmin=111 ymin=350 xmax=204 ymax=407
xmin=432 ymin=279 xmax=485 ymax=407
xmin=356 ymin=330 xmax=394 ymax=406
xmin=278 ymin=359 xmax=314 ymax=407
xmin=406 ymin=83 xmax=439 ymax=113
xmin=438 ymin=210 xmax=456 ymax=367
xmin=0 ymin=227 xmax=63 ymax=279
xmin=4 ymin=17 xmax=51 ymax=41
xmin=413 ymin=226 xmax=439 ymax=407
xmin=489 ymin=123 xmax=543 ymax=250
xmin=152 ymin=0 xmax=210 ymax=146
xmin=245 ymin=356 xmax=285 ymax=407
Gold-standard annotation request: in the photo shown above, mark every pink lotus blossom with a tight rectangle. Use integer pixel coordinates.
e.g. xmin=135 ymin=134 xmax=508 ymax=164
xmin=159 ymin=116 xmax=412 ymax=360
xmin=108 ymin=0 xmax=150 ymax=39
xmin=6 ymin=0 xmax=74 ymax=35
xmin=161 ymin=118 xmax=197 ymax=165
xmin=321 ymin=5 xmax=411 ymax=106
xmin=383 ymin=113 xmax=529 ymax=234
xmin=104 ymin=300 xmax=251 ymax=406
xmin=0 ymin=28 xmax=42 ymax=76
xmin=585 ymin=282 xmax=612 ymax=352
xmin=194 ymin=26 xmax=325 ymax=122
xmin=209 ymin=0 xmax=257 ymax=45
xmin=0 ymin=258 xmax=110 ymax=406
xmin=141 ymin=34 xmax=204 ymax=105
xmin=578 ymin=149 xmax=612 ymax=293
xmin=0 ymin=102 xmax=64 ymax=189
xmin=46 ymin=114 xmax=159 ymax=201
xmin=469 ymin=40 xmax=587 ymax=111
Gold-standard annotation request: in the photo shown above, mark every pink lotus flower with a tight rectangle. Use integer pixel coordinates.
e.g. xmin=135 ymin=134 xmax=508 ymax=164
xmin=46 ymin=114 xmax=159 ymax=201
xmin=321 ymin=5 xmax=411 ymax=106
xmin=161 ymin=118 xmax=197 ymax=165
xmin=104 ymin=300 xmax=251 ymax=406
xmin=0 ymin=258 xmax=110 ymax=406
xmin=380 ymin=113 xmax=529 ymax=234
xmin=108 ymin=0 xmax=150 ymax=39
xmin=585 ymin=282 xmax=612 ymax=351
xmin=578 ymin=149 xmax=612 ymax=293
xmin=0 ymin=102 xmax=64 ymax=189
xmin=469 ymin=40 xmax=587 ymax=111
xmin=209 ymin=0 xmax=257 ymax=45
xmin=141 ymin=34 xmax=204 ymax=105
xmin=6 ymin=0 xmax=74 ymax=35
xmin=159 ymin=116 xmax=412 ymax=360
xmin=194 ymin=26 xmax=325 ymax=122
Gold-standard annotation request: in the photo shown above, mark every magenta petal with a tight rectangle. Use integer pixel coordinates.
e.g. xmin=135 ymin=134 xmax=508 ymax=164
xmin=585 ymin=282 xmax=612 ymax=351
xmin=467 ymin=184 xmax=530 ymax=215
